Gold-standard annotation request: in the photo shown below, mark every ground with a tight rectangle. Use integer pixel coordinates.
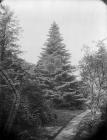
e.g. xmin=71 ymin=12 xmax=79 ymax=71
xmin=44 ymin=109 xmax=85 ymax=139
xmin=54 ymin=110 xmax=90 ymax=140
xmin=49 ymin=109 xmax=84 ymax=126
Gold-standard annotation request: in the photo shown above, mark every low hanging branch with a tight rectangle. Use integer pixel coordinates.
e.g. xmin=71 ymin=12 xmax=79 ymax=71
xmin=0 ymin=68 xmax=21 ymax=134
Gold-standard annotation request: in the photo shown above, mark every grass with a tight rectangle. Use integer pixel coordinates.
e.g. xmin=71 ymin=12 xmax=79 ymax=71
xmin=49 ymin=109 xmax=84 ymax=126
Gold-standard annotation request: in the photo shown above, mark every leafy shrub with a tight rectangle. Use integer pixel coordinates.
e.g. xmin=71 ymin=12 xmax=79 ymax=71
xmin=52 ymin=97 xmax=64 ymax=108
xmin=100 ymin=103 xmax=107 ymax=120
xmin=63 ymin=93 xmax=85 ymax=109
xmin=52 ymin=93 xmax=85 ymax=110
xmin=73 ymin=113 xmax=101 ymax=140
xmin=15 ymin=84 xmax=55 ymax=130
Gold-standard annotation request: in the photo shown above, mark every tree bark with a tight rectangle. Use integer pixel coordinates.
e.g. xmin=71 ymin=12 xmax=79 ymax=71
xmin=0 ymin=69 xmax=21 ymax=134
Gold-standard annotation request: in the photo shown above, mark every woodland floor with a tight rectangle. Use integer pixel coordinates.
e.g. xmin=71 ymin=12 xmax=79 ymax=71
xmin=54 ymin=110 xmax=90 ymax=140
xmin=49 ymin=109 xmax=84 ymax=126
xmin=44 ymin=109 xmax=87 ymax=139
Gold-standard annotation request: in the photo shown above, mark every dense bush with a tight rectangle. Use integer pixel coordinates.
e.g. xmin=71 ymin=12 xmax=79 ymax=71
xmin=0 ymin=75 xmax=55 ymax=139
xmin=63 ymin=93 xmax=85 ymax=109
xmin=52 ymin=97 xmax=64 ymax=108
xmin=15 ymin=84 xmax=55 ymax=128
xmin=73 ymin=105 xmax=107 ymax=140
xmin=52 ymin=93 xmax=85 ymax=110
xmin=73 ymin=110 xmax=104 ymax=140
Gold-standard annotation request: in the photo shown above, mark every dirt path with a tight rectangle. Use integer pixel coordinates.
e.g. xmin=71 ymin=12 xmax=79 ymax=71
xmin=54 ymin=110 xmax=90 ymax=140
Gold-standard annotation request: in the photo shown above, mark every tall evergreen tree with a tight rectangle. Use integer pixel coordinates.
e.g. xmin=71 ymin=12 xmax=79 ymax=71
xmin=35 ymin=22 xmax=84 ymax=104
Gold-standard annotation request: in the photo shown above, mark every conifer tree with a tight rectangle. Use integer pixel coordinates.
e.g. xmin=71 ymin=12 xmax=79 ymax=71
xmin=35 ymin=22 xmax=84 ymax=102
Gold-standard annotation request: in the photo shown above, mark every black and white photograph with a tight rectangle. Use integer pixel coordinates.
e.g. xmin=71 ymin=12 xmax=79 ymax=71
xmin=0 ymin=0 xmax=107 ymax=140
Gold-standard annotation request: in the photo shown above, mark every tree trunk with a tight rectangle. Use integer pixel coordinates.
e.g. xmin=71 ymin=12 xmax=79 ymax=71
xmin=0 ymin=69 xmax=21 ymax=134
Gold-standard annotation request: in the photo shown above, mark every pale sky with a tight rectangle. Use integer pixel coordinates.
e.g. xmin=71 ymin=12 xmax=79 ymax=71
xmin=3 ymin=0 xmax=107 ymax=65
